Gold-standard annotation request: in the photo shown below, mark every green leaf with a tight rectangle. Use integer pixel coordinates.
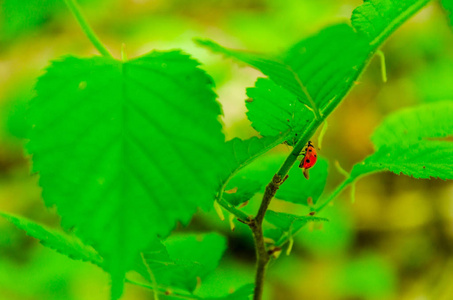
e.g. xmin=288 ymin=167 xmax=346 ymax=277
xmin=219 ymin=135 xmax=286 ymax=196
xmin=245 ymin=23 xmax=371 ymax=144
xmin=206 ymin=283 xmax=254 ymax=300
xmin=284 ymin=23 xmax=375 ymax=110
xmin=351 ymin=142 xmax=453 ymax=180
xmin=0 ymin=212 xmax=102 ymax=267
xmin=223 ymin=177 xmax=262 ymax=206
xmin=195 ymin=39 xmax=315 ymax=111
xmin=318 ymin=102 xmax=453 ymax=211
xmin=202 ymin=1 xmax=430 ymax=146
xmin=246 ymin=79 xmax=312 ymax=145
xmin=223 ymin=135 xmax=287 ymax=179
xmin=351 ymin=0 xmax=430 ymax=45
xmin=371 ymin=101 xmax=453 ymax=148
xmin=228 ymin=153 xmax=286 ymax=192
xmin=141 ymin=233 xmax=227 ymax=292
xmin=276 ymin=157 xmax=328 ymax=205
xmin=265 ymin=210 xmax=328 ymax=232
xmin=441 ymin=0 xmax=453 ymax=27
xmin=344 ymin=102 xmax=453 ymax=185
xmin=27 ymin=52 xmax=226 ymax=298
xmin=350 ymin=102 xmax=453 ymax=180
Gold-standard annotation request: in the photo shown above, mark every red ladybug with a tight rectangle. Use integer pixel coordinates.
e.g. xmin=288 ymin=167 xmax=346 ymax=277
xmin=299 ymin=141 xmax=317 ymax=179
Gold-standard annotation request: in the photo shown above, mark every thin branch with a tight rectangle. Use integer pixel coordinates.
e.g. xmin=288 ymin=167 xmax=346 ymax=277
xmin=141 ymin=253 xmax=160 ymax=300
xmin=64 ymin=0 xmax=112 ymax=57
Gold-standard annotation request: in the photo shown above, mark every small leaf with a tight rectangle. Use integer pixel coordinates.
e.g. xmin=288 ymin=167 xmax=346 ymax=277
xmin=263 ymin=228 xmax=285 ymax=244
xmin=350 ymin=102 xmax=453 ymax=181
xmin=265 ymin=210 xmax=329 ymax=232
xmin=246 ymin=79 xmax=312 ymax=145
xmin=351 ymin=142 xmax=453 ymax=180
xmin=206 ymin=283 xmax=254 ymax=300
xmin=228 ymin=154 xmax=286 ymax=195
xmin=276 ymin=157 xmax=329 ymax=205
xmin=351 ymin=0 xmax=431 ymax=44
xmin=0 ymin=212 xmax=102 ymax=267
xmin=371 ymin=101 xmax=453 ymax=148
xmin=141 ymin=233 xmax=227 ymax=292
xmin=222 ymin=135 xmax=287 ymax=179
xmin=223 ymin=177 xmax=262 ymax=206
xmin=196 ymin=39 xmax=315 ymax=110
xmin=27 ymin=51 xmax=226 ymax=298
xmin=219 ymin=135 xmax=286 ymax=203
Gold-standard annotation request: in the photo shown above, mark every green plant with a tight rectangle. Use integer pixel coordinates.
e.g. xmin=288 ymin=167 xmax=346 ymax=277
xmin=2 ymin=0 xmax=453 ymax=300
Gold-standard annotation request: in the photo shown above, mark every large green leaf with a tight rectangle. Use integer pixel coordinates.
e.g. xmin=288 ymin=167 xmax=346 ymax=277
xmin=282 ymin=24 xmax=370 ymax=113
xmin=351 ymin=142 xmax=453 ymax=180
xmin=0 ymin=212 xmax=102 ymax=267
xmin=141 ymin=233 xmax=227 ymax=292
xmin=200 ymin=0 xmax=430 ymax=145
xmin=195 ymin=39 xmax=315 ymax=110
xmin=352 ymin=101 xmax=453 ymax=180
xmin=351 ymin=0 xmax=430 ymax=44
xmin=371 ymin=101 xmax=453 ymax=148
xmin=276 ymin=157 xmax=328 ymax=205
xmin=27 ymin=52 xmax=226 ymax=298
xmin=332 ymin=102 xmax=453 ymax=203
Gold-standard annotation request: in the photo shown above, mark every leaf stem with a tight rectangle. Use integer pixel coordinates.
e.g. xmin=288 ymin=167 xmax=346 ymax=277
xmin=376 ymin=50 xmax=387 ymax=83
xmin=63 ymin=0 xmax=112 ymax=57
xmin=314 ymin=178 xmax=351 ymax=213
xmin=217 ymin=198 xmax=250 ymax=223
xmin=141 ymin=253 xmax=160 ymax=300
xmin=317 ymin=121 xmax=328 ymax=150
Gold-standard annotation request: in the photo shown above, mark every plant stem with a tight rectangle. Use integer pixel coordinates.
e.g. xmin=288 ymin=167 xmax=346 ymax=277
xmin=250 ymin=219 xmax=269 ymax=300
xmin=250 ymin=174 xmax=286 ymax=299
xmin=248 ymin=112 xmax=324 ymax=299
xmin=63 ymin=0 xmax=112 ymax=58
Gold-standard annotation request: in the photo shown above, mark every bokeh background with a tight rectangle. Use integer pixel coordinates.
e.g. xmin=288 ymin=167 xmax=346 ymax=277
xmin=1 ymin=0 xmax=453 ymax=299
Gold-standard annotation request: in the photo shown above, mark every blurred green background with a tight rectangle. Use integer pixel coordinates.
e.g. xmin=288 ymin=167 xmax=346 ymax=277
xmin=1 ymin=0 xmax=453 ymax=299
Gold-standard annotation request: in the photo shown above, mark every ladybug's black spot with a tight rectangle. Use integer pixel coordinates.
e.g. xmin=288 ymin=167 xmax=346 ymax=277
xmin=314 ymin=154 xmax=317 ymax=158
xmin=306 ymin=159 xmax=310 ymax=163
xmin=308 ymin=149 xmax=312 ymax=152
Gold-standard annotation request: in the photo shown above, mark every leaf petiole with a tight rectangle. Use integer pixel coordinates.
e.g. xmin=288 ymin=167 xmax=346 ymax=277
xmin=63 ymin=0 xmax=112 ymax=58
